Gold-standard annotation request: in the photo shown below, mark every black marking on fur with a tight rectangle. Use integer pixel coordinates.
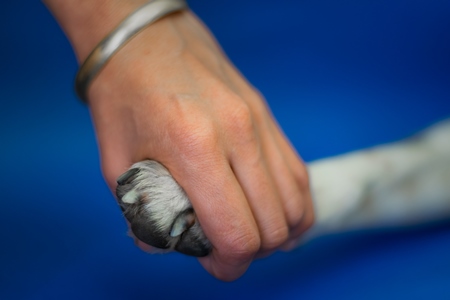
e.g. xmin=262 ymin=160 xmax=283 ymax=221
xmin=176 ymin=230 xmax=211 ymax=257
xmin=117 ymin=168 xmax=140 ymax=185
xmin=128 ymin=210 xmax=170 ymax=249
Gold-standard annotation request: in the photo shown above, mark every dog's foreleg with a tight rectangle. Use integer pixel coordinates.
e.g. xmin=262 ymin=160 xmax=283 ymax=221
xmin=305 ymin=119 xmax=450 ymax=241
xmin=117 ymin=120 xmax=450 ymax=254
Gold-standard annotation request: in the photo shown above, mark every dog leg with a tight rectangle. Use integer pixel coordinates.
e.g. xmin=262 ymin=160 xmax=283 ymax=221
xmin=306 ymin=119 xmax=450 ymax=241
xmin=116 ymin=120 xmax=450 ymax=255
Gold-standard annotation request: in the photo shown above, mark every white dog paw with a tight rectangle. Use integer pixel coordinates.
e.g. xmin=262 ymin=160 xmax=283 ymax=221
xmin=116 ymin=160 xmax=212 ymax=257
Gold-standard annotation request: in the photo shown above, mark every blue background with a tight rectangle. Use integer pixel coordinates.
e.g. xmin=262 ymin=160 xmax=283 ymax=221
xmin=1 ymin=0 xmax=450 ymax=299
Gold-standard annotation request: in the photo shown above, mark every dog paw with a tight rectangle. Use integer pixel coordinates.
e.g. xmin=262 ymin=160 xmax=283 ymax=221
xmin=115 ymin=160 xmax=212 ymax=257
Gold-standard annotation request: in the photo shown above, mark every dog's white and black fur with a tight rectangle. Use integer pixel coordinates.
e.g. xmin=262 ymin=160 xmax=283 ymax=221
xmin=116 ymin=119 xmax=450 ymax=257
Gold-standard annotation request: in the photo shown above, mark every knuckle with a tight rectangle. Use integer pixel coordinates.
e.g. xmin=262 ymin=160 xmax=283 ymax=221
xmin=303 ymin=208 xmax=316 ymax=232
xmin=220 ymin=230 xmax=261 ymax=265
xmin=286 ymin=191 xmax=316 ymax=234
xmin=261 ymin=223 xmax=289 ymax=250
xmin=245 ymin=88 xmax=270 ymax=122
xmin=284 ymin=189 xmax=306 ymax=227
xmin=291 ymin=204 xmax=316 ymax=238
xmin=288 ymin=207 xmax=305 ymax=230
xmin=169 ymin=119 xmax=219 ymax=156
xmin=226 ymin=101 xmax=255 ymax=136
xmin=295 ymin=166 xmax=311 ymax=191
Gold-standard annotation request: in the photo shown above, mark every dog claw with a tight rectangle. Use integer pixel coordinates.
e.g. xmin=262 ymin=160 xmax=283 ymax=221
xmin=122 ymin=189 xmax=139 ymax=204
xmin=170 ymin=209 xmax=196 ymax=237
xmin=117 ymin=168 xmax=140 ymax=186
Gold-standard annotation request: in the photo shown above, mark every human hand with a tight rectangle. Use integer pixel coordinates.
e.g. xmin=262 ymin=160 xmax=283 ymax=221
xmin=46 ymin=1 xmax=314 ymax=281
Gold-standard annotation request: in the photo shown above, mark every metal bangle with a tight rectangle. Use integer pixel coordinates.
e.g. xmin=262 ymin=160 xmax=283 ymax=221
xmin=74 ymin=0 xmax=188 ymax=104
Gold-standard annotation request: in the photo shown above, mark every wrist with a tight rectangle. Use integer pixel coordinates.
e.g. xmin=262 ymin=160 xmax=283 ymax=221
xmin=44 ymin=0 xmax=150 ymax=62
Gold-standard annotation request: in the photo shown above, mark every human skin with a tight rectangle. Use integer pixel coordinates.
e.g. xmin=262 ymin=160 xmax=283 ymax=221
xmin=44 ymin=0 xmax=314 ymax=281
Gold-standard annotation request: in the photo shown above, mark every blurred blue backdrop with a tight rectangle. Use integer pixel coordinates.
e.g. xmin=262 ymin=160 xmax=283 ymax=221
xmin=1 ymin=0 xmax=449 ymax=299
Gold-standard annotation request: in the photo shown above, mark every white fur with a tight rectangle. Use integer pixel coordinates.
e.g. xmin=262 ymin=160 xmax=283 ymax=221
xmin=130 ymin=161 xmax=191 ymax=233
xmin=306 ymin=119 xmax=450 ymax=241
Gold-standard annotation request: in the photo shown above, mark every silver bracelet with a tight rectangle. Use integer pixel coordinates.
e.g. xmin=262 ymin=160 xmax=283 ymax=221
xmin=75 ymin=0 xmax=188 ymax=104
